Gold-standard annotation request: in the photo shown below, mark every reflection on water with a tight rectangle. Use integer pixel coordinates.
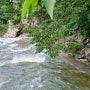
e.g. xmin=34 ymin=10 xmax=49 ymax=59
xmin=0 ymin=37 xmax=90 ymax=90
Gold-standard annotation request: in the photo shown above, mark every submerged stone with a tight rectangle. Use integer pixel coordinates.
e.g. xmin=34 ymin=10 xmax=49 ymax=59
xmin=75 ymin=54 xmax=84 ymax=59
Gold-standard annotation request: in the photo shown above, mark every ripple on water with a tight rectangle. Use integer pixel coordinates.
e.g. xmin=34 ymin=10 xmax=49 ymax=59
xmin=0 ymin=38 xmax=22 ymax=46
xmin=10 ymin=52 xmax=47 ymax=63
xmin=9 ymin=44 xmax=36 ymax=52
xmin=0 ymin=38 xmax=90 ymax=90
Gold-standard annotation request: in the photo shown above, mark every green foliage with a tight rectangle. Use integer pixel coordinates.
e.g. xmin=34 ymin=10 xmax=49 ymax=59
xmin=23 ymin=19 xmax=66 ymax=57
xmin=21 ymin=0 xmax=56 ymax=20
xmin=10 ymin=0 xmax=23 ymax=24
xmin=22 ymin=0 xmax=90 ymax=57
xmin=0 ymin=0 xmax=13 ymax=31
xmin=0 ymin=0 xmax=23 ymax=32
xmin=43 ymin=0 xmax=56 ymax=19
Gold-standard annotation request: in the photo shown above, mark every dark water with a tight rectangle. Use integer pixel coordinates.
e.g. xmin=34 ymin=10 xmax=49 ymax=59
xmin=0 ymin=37 xmax=90 ymax=90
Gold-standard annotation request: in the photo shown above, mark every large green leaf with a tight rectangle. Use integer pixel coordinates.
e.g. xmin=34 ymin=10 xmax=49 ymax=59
xmin=29 ymin=0 xmax=38 ymax=17
xmin=43 ymin=0 xmax=56 ymax=19
xmin=21 ymin=0 xmax=33 ymax=20
xmin=21 ymin=0 xmax=56 ymax=20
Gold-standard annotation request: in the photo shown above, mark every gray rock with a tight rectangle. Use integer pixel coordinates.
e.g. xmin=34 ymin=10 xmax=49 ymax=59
xmin=3 ymin=21 xmax=24 ymax=38
xmin=85 ymin=48 xmax=90 ymax=61
xmin=75 ymin=54 xmax=84 ymax=59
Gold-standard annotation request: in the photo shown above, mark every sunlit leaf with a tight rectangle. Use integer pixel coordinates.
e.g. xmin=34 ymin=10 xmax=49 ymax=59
xmin=21 ymin=0 xmax=56 ymax=20
xmin=21 ymin=0 xmax=33 ymax=20
xmin=29 ymin=0 xmax=38 ymax=17
xmin=43 ymin=0 xmax=56 ymax=19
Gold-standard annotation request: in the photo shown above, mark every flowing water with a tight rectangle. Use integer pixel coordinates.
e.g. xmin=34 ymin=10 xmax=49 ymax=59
xmin=0 ymin=37 xmax=90 ymax=90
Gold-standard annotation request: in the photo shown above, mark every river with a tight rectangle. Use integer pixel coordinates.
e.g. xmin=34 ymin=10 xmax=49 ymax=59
xmin=0 ymin=37 xmax=90 ymax=90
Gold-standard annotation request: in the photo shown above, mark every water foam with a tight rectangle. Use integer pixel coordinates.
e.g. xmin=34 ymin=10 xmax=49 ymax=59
xmin=10 ymin=52 xmax=47 ymax=63
xmin=9 ymin=44 xmax=35 ymax=52
xmin=0 ymin=37 xmax=47 ymax=64
xmin=31 ymin=77 xmax=43 ymax=88
xmin=0 ymin=38 xmax=22 ymax=46
xmin=0 ymin=62 xmax=9 ymax=67
xmin=0 ymin=38 xmax=22 ymax=43
xmin=9 ymin=44 xmax=18 ymax=47
xmin=0 ymin=76 xmax=10 ymax=89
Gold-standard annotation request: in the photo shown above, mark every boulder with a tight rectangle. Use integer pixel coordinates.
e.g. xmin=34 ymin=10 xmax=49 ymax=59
xmin=3 ymin=21 xmax=24 ymax=38
xmin=76 ymin=36 xmax=89 ymax=46
xmin=85 ymin=48 xmax=90 ymax=62
xmin=75 ymin=36 xmax=84 ymax=42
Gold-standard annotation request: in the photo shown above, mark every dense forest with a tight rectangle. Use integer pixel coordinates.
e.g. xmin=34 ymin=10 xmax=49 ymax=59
xmin=0 ymin=0 xmax=90 ymax=60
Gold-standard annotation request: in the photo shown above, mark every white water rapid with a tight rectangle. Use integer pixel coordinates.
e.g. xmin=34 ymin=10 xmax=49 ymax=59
xmin=0 ymin=37 xmax=90 ymax=90
xmin=0 ymin=37 xmax=47 ymax=65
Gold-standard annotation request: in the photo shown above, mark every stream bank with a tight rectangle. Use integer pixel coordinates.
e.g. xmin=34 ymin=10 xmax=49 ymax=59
xmin=60 ymin=51 xmax=90 ymax=75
